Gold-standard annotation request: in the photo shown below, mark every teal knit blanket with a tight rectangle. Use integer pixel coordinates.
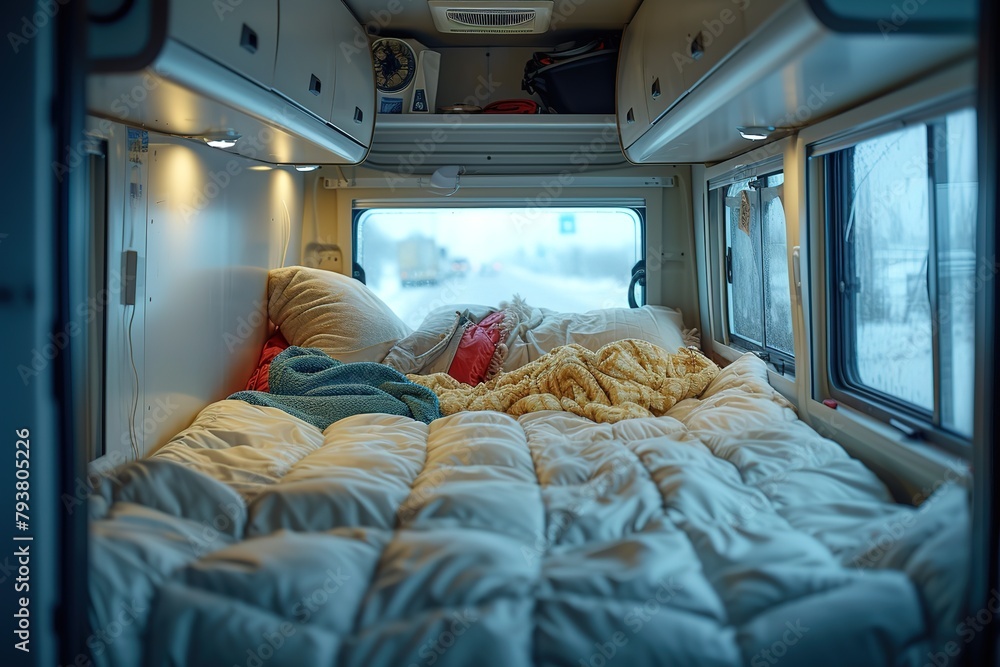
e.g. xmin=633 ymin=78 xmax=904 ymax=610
xmin=228 ymin=346 xmax=441 ymax=430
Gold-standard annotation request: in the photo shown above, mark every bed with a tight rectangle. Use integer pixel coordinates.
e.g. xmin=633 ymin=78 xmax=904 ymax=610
xmin=87 ymin=266 xmax=969 ymax=667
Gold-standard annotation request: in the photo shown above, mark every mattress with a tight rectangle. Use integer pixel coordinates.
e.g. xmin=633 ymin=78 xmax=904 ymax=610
xmin=88 ymin=353 xmax=968 ymax=667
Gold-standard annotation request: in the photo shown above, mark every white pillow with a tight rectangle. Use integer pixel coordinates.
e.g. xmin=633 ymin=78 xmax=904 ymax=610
xmin=502 ymin=303 xmax=688 ymax=371
xmin=267 ymin=266 xmax=411 ymax=363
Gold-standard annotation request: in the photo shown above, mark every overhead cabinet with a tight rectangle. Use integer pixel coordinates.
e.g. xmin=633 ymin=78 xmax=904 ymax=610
xmin=274 ymin=0 xmax=338 ymax=121
xmin=88 ymin=0 xmax=375 ymax=165
xmin=616 ymin=0 xmax=975 ymax=164
xmin=329 ymin=14 xmax=377 ymax=147
xmin=170 ymin=0 xmax=279 ymax=89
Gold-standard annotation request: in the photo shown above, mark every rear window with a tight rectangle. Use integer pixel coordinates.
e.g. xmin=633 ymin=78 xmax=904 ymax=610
xmin=353 ymin=207 xmax=644 ymax=328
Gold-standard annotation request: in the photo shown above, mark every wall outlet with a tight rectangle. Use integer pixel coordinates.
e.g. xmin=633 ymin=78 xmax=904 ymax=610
xmin=317 ymin=249 xmax=342 ymax=270
xmin=304 ymin=243 xmax=343 ymax=270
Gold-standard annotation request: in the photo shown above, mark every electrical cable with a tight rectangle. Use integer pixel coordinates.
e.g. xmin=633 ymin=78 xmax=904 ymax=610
xmin=124 ymin=159 xmax=142 ymax=459
xmin=126 ymin=303 xmax=139 ymax=460
xmin=312 ymin=174 xmax=322 ymax=241
xmin=280 ymin=199 xmax=292 ymax=268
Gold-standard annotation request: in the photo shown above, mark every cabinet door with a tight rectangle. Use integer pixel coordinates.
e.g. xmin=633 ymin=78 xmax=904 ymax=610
xmin=273 ymin=0 xmax=338 ymax=122
xmin=170 ymin=0 xmax=278 ymax=88
xmin=639 ymin=2 xmax=688 ymax=125
xmin=617 ymin=20 xmax=650 ymax=150
xmin=678 ymin=1 xmax=747 ymax=91
xmin=743 ymin=0 xmax=795 ymax=36
xmin=330 ymin=1 xmax=375 ymax=146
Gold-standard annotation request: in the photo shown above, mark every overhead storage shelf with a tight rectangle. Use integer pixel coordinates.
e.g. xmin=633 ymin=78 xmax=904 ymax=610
xmin=617 ymin=0 xmax=976 ymax=164
xmin=87 ymin=0 xmax=376 ymax=165
xmin=365 ymin=114 xmax=627 ymax=174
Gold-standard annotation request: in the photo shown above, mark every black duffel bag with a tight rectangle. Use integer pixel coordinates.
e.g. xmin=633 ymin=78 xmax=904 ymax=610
xmin=522 ymin=35 xmax=620 ymax=114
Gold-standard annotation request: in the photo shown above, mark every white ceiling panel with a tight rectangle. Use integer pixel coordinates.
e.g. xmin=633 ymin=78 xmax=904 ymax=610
xmin=342 ymin=0 xmax=641 ymax=47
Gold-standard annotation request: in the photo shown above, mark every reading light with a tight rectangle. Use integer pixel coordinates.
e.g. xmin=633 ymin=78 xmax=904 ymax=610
xmin=428 ymin=165 xmax=464 ymax=196
xmin=295 ymin=165 xmax=320 ymax=172
xmin=203 ymin=131 xmax=242 ymax=149
xmin=737 ymin=126 xmax=775 ymax=141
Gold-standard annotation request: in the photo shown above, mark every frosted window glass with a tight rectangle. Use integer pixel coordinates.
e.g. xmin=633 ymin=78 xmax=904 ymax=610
xmin=355 ymin=207 xmax=643 ymax=328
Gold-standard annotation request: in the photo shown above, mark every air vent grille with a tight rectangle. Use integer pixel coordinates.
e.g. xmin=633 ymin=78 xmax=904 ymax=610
xmin=446 ymin=28 xmax=534 ymax=33
xmin=429 ymin=1 xmax=553 ymax=34
xmin=445 ymin=10 xmax=535 ymax=28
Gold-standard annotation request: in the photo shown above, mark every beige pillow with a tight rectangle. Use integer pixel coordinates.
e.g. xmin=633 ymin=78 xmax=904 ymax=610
xmin=267 ymin=266 xmax=411 ymax=363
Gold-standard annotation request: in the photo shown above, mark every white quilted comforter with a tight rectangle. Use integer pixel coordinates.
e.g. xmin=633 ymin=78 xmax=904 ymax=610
xmin=89 ymin=354 xmax=968 ymax=667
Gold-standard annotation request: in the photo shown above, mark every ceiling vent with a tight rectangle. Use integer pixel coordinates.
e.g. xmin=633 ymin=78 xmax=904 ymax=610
xmin=428 ymin=1 xmax=553 ymax=34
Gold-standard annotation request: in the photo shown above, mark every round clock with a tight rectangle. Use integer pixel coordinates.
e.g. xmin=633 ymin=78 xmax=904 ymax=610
xmin=372 ymin=38 xmax=417 ymax=93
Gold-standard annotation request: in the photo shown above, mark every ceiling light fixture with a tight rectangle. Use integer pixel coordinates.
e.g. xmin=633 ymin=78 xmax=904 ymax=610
xmin=737 ymin=126 xmax=775 ymax=141
xmin=203 ymin=131 xmax=242 ymax=149
xmin=295 ymin=165 xmax=320 ymax=172
xmin=427 ymin=165 xmax=464 ymax=196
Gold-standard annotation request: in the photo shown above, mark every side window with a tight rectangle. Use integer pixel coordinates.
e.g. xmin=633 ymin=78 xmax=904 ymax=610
xmin=827 ymin=107 xmax=977 ymax=439
xmin=713 ymin=170 xmax=794 ymax=371
xmin=353 ymin=207 xmax=644 ymax=328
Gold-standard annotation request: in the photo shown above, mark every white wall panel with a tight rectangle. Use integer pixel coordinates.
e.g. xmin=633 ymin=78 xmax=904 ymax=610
xmin=109 ymin=133 xmax=303 ymax=457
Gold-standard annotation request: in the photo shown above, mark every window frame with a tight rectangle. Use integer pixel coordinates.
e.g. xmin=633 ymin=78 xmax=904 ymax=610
xmin=706 ymin=152 xmax=796 ymax=376
xmin=74 ymin=137 xmax=109 ymax=464
xmin=821 ymin=103 xmax=976 ymax=451
xmin=350 ymin=200 xmax=648 ymax=311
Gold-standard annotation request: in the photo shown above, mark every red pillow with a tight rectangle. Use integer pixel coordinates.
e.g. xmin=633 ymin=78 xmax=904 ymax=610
xmin=448 ymin=311 xmax=509 ymax=385
xmin=244 ymin=331 xmax=290 ymax=392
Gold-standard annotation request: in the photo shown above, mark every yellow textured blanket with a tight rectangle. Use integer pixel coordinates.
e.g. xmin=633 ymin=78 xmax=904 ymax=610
xmin=408 ymin=339 xmax=720 ymax=423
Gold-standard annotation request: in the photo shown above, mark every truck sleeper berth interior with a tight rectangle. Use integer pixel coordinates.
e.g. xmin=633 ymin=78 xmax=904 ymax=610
xmin=89 ymin=266 xmax=969 ymax=666
xmin=1 ymin=0 xmax=994 ymax=666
